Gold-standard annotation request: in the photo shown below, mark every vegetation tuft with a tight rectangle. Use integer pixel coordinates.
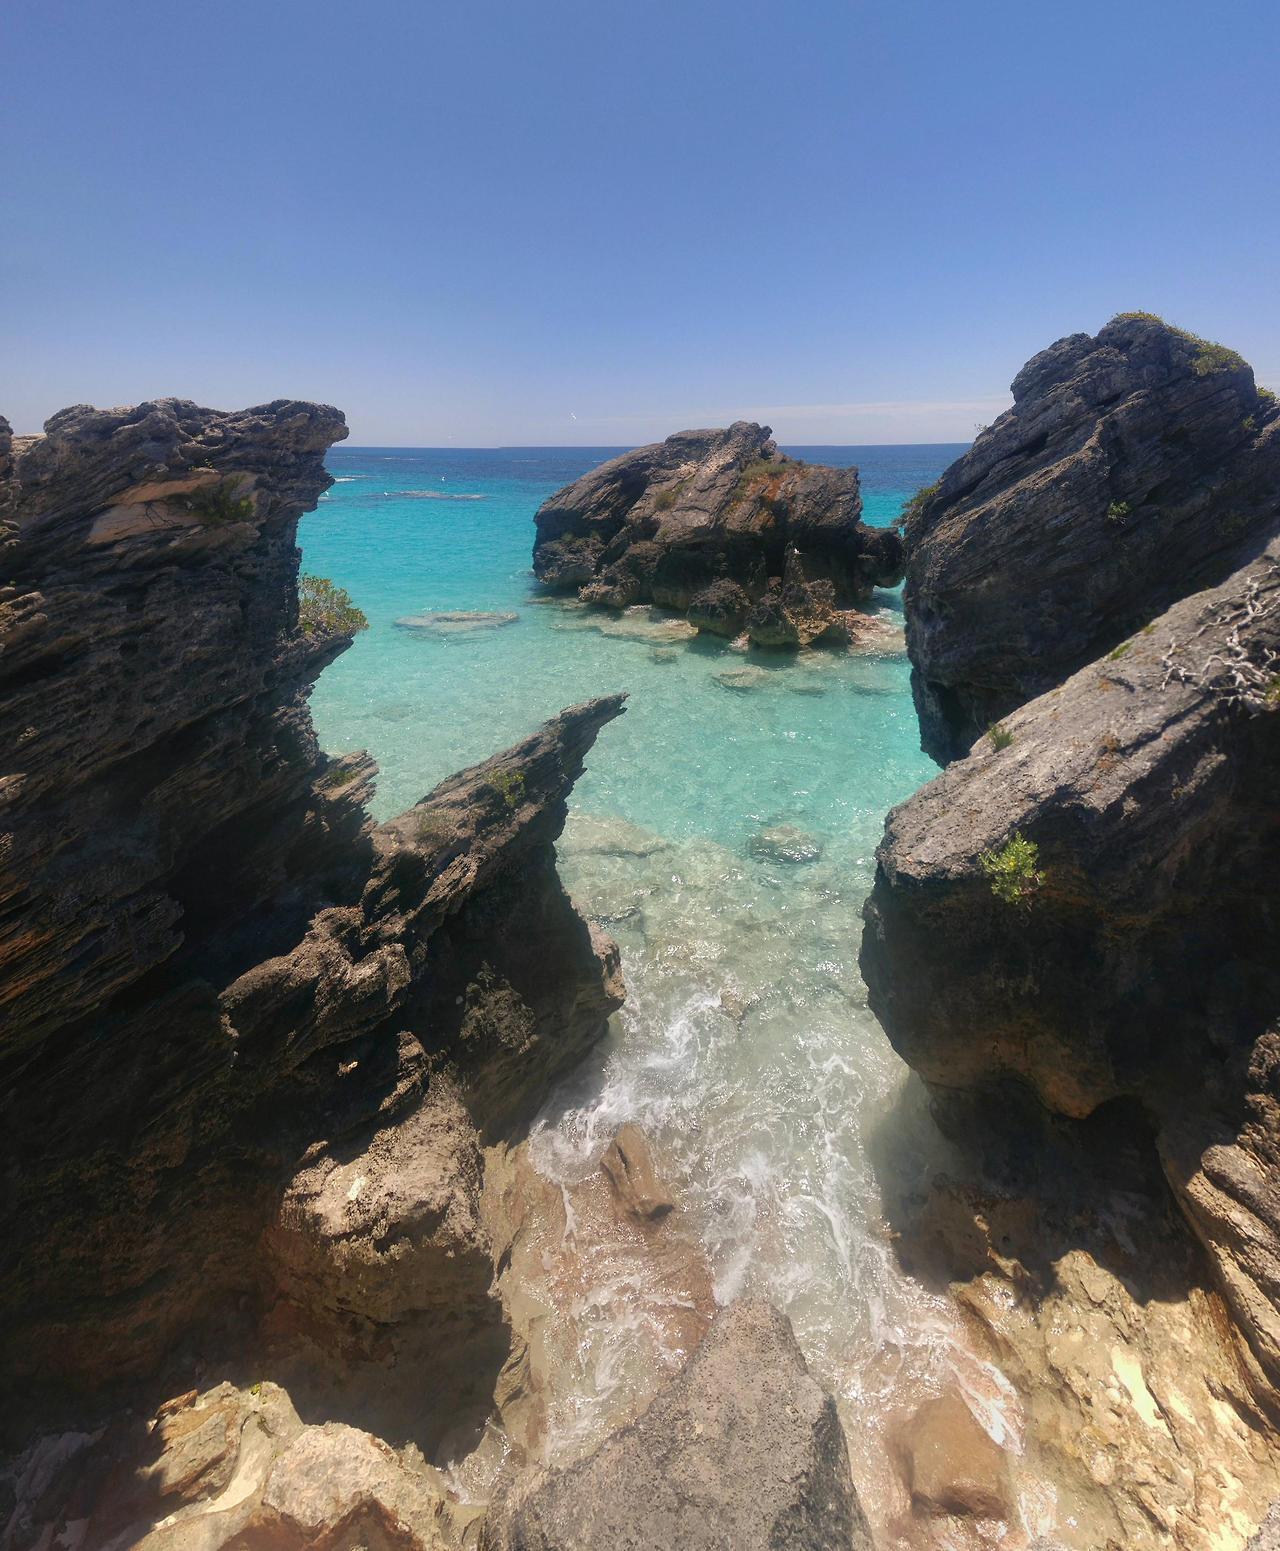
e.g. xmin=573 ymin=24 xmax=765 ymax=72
xmin=493 ymin=768 xmax=526 ymax=810
xmin=1107 ymin=313 xmax=1249 ymax=378
xmin=1107 ymin=640 xmax=1131 ymax=661
xmin=414 ymin=810 xmax=451 ymax=847
xmin=988 ymin=721 xmax=1014 ymax=751
xmin=978 ymin=832 xmax=1045 ymax=907
xmin=298 ymin=575 xmax=369 ymax=638
xmin=1107 ymin=500 xmax=1131 ymax=524
xmin=893 ymin=481 xmax=940 ymax=534
xmin=178 ymin=475 xmax=255 ymax=525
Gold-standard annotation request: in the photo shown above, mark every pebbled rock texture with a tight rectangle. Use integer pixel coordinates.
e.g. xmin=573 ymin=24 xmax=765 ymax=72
xmin=532 ymin=421 xmax=901 ymax=648
xmin=0 ymin=399 xmax=624 ymax=1440
xmin=903 ymin=314 xmax=1279 ymax=762
xmin=481 ymin=1299 xmax=872 ymax=1551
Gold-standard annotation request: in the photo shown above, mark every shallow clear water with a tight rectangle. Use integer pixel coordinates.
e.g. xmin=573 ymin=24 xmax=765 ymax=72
xmin=301 ymin=443 xmax=1021 ymax=1529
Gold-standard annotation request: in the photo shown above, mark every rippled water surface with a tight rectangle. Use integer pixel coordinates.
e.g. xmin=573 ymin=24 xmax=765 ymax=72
xmin=301 ymin=443 xmax=1018 ymax=1528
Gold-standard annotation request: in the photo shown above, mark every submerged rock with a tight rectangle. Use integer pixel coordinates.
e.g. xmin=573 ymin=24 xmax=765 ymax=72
xmin=714 ymin=664 xmax=768 ymax=692
xmin=395 ymin=608 xmax=519 ymax=636
xmin=902 ymin=313 xmax=1280 ymax=762
xmin=748 ymin=824 xmax=824 ymax=864
xmin=532 ymin=421 xmax=901 ymax=644
xmin=481 ymin=1300 xmax=872 ymax=1551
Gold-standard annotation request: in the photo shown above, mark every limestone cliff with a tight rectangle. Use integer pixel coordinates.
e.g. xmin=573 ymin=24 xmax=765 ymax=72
xmin=903 ymin=313 xmax=1278 ymax=762
xmin=861 ymin=320 xmax=1280 ymax=1548
xmin=532 ymin=421 xmax=902 ymax=647
xmin=0 ymin=399 xmax=623 ymax=1440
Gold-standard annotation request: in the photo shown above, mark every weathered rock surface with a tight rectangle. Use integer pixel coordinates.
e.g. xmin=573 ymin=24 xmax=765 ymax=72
xmin=0 ymin=397 xmax=624 ymax=1460
xmin=532 ymin=422 xmax=901 ymax=648
xmin=863 ymin=530 xmax=1280 ymax=1124
xmin=1 ymin=1381 xmax=478 ymax=1551
xmin=481 ymin=1300 xmax=872 ymax=1551
xmin=863 ymin=319 xmax=1280 ymax=1547
xmin=903 ymin=314 xmax=1279 ymax=761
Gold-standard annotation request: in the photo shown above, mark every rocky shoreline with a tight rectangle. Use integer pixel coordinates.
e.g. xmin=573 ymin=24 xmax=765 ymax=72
xmin=5 ymin=310 xmax=1280 ymax=1551
xmin=0 ymin=401 xmax=861 ymax=1549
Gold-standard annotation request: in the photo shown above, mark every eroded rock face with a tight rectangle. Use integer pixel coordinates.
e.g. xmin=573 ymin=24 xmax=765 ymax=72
xmin=532 ymin=422 xmax=901 ymax=648
xmin=863 ymin=532 xmax=1280 ymax=1123
xmin=0 ymin=398 xmax=625 ymax=1449
xmin=863 ymin=318 xmax=1280 ymax=1546
xmin=481 ymin=1300 xmax=872 ymax=1551
xmin=903 ymin=315 xmax=1279 ymax=762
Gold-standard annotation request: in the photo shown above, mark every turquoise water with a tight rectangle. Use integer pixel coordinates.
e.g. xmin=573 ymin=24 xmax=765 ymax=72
xmin=300 ymin=444 xmax=1025 ymax=1533
xmin=303 ymin=445 xmax=956 ymax=834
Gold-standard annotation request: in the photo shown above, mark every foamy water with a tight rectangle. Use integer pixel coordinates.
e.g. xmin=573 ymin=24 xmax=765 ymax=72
xmin=301 ymin=443 xmax=1026 ymax=1535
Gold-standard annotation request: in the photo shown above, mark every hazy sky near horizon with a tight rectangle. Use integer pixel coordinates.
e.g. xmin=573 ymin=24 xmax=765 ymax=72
xmin=4 ymin=0 xmax=1277 ymax=446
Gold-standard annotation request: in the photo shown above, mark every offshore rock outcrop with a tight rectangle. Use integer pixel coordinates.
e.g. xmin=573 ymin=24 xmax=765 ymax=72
xmin=903 ymin=313 xmax=1279 ymax=762
xmin=862 ymin=320 xmax=1280 ymax=1548
xmin=532 ymin=421 xmax=902 ymax=648
xmin=0 ymin=397 xmax=623 ymax=1443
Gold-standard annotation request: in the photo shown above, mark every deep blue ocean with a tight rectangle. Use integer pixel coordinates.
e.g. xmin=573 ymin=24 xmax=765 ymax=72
xmin=299 ymin=444 xmax=1017 ymax=1523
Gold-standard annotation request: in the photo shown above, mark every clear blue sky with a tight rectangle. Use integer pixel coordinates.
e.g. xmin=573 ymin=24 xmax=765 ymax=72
xmin=4 ymin=0 xmax=1276 ymax=445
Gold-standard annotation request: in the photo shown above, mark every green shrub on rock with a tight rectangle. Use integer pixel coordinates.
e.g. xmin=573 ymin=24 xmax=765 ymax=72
xmin=978 ymin=832 xmax=1044 ymax=906
xmin=298 ymin=575 xmax=369 ymax=638
xmin=178 ymin=475 xmax=255 ymax=525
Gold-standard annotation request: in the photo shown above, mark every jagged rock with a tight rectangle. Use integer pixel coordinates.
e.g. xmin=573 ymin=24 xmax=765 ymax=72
xmin=903 ymin=314 xmax=1280 ymax=762
xmin=395 ymin=609 xmax=519 ymax=637
xmin=687 ymin=577 xmax=752 ymax=637
xmin=862 ymin=518 xmax=1280 ymax=1488
xmin=863 ymin=531 xmax=1280 ymax=1119
xmin=481 ymin=1300 xmax=871 ymax=1551
xmin=3 ymin=1382 xmax=475 ymax=1551
xmin=532 ymin=423 xmax=901 ymax=640
xmin=0 ymin=396 xmax=626 ymax=1451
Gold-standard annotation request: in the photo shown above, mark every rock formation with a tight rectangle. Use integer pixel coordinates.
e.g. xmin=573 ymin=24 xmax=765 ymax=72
xmin=532 ymin=421 xmax=902 ymax=648
xmin=1 ymin=397 xmax=863 ymax=1551
xmin=482 ymin=1300 xmax=873 ymax=1551
xmin=902 ymin=313 xmax=1278 ymax=762
xmin=862 ymin=319 xmax=1280 ymax=1547
xmin=0 ymin=397 xmax=623 ymax=1443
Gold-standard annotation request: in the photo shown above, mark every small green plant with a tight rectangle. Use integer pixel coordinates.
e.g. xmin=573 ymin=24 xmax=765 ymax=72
xmin=414 ymin=810 xmax=451 ymax=846
xmin=653 ymin=487 xmax=678 ymax=511
xmin=1107 ymin=500 xmax=1131 ymax=524
xmin=1192 ymin=341 xmax=1247 ymax=377
xmin=988 ymin=721 xmax=1014 ymax=751
xmin=493 ymin=768 xmax=526 ymax=810
xmin=1258 ymin=387 xmax=1277 ymax=408
xmin=1107 ymin=314 xmax=1248 ymax=378
xmin=318 ymin=764 xmax=357 ymax=790
xmin=178 ymin=474 xmax=255 ymax=524
xmin=1264 ymin=676 xmax=1280 ymax=709
xmin=1242 ymin=416 xmax=1256 ymax=433
xmin=1107 ymin=640 xmax=1131 ymax=661
xmin=298 ymin=575 xmax=369 ymax=638
xmin=731 ymin=457 xmax=783 ymax=504
xmin=893 ymin=481 xmax=940 ymax=533
xmin=978 ymin=832 xmax=1044 ymax=907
